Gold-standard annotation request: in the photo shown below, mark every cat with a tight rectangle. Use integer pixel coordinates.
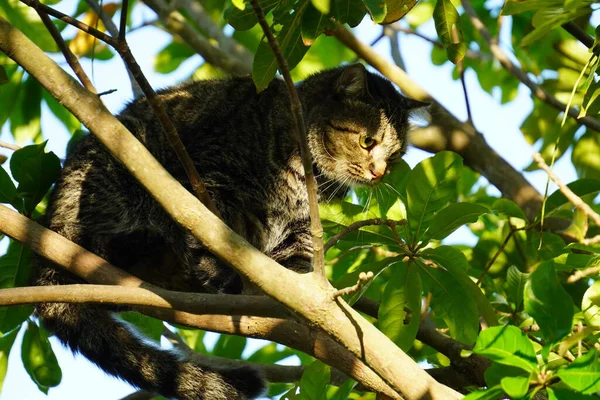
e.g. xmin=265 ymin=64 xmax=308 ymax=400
xmin=34 ymin=64 xmax=423 ymax=400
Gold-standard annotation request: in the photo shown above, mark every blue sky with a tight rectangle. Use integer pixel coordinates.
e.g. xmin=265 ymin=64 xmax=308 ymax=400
xmin=0 ymin=1 xmax=579 ymax=398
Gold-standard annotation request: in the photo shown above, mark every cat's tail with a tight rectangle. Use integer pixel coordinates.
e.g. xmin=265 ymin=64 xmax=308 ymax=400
xmin=36 ymin=301 xmax=265 ymax=400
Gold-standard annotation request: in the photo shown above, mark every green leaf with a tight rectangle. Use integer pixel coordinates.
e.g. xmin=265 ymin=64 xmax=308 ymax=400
xmin=252 ymin=2 xmax=310 ymax=91
xmin=545 ymin=178 xmax=600 ymax=214
xmin=10 ymin=142 xmax=61 ymax=214
xmin=582 ymin=280 xmax=600 ymax=327
xmin=501 ymin=375 xmax=530 ymax=399
xmin=572 ymin=133 xmax=600 ymax=179
xmin=0 ymin=0 xmax=58 ymax=52
xmin=422 ymin=246 xmax=498 ymax=327
xmin=505 ymin=266 xmax=529 ymax=311
xmin=406 ymin=151 xmax=462 ymax=244
xmin=485 ymin=362 xmax=530 ymax=387
xmin=227 ymin=0 xmax=280 ymax=30
xmin=118 ymin=312 xmax=163 ymax=343
xmin=362 ymin=0 xmax=417 ymax=24
xmin=42 ymin=90 xmax=81 ymax=134
xmin=433 ymin=0 xmax=466 ymax=63
xmin=301 ymin=3 xmax=334 ymax=46
xmin=421 ymin=202 xmax=487 ymax=243
xmin=463 ymin=385 xmax=505 ymax=400
xmin=492 ymin=199 xmax=528 ymax=221
xmin=547 ymin=387 xmax=600 ymax=400
xmin=378 ymin=263 xmax=421 ymax=351
xmin=416 ymin=257 xmax=479 ymax=344
xmin=556 ymin=349 xmax=600 ymax=394
xmin=0 ymin=242 xmax=33 ymax=334
xmin=524 ymin=262 xmax=575 ymax=342
xmin=0 ymin=327 xmax=19 ymax=393
xmin=331 ymin=0 xmax=366 ymax=27
xmin=0 ymin=67 xmax=24 ymax=130
xmin=520 ymin=7 xmax=591 ymax=47
xmin=21 ymin=320 xmax=62 ymax=390
xmin=310 ymin=0 xmax=329 ymax=14
xmin=330 ymin=379 xmax=356 ymax=400
xmin=212 ymin=334 xmax=247 ymax=359
xmin=153 ymin=40 xmax=195 ymax=74
xmin=9 ymin=75 xmax=42 ymax=144
xmin=300 ymin=361 xmax=330 ymax=400
xmin=501 ymin=0 xmax=562 ymax=16
xmin=473 ymin=325 xmax=538 ymax=373
xmin=0 ymin=167 xmax=16 ymax=205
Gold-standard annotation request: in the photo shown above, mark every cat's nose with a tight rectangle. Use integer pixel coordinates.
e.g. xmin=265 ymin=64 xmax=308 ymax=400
xmin=370 ymin=168 xmax=385 ymax=180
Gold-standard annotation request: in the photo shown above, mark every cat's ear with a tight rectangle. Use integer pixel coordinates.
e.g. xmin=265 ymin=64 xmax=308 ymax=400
xmin=405 ymin=97 xmax=430 ymax=109
xmin=336 ymin=64 xmax=369 ymax=96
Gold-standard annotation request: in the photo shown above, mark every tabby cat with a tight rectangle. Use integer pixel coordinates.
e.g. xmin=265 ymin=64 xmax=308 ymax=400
xmin=34 ymin=64 xmax=422 ymax=399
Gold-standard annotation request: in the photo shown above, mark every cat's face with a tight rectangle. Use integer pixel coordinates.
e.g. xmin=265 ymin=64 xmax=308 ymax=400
xmin=302 ymin=64 xmax=422 ymax=189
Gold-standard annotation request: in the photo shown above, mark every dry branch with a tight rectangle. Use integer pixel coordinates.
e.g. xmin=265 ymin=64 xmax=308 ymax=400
xmin=0 ymin=17 xmax=460 ymax=400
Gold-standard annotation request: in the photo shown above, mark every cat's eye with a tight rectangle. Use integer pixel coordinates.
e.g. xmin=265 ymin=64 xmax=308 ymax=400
xmin=359 ymin=135 xmax=375 ymax=149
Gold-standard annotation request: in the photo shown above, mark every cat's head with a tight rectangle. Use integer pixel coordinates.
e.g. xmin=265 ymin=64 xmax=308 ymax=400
xmin=299 ymin=64 xmax=426 ymax=189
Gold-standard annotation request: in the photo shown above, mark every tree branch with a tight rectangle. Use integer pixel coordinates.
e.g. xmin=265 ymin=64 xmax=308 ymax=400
xmin=333 ymin=25 xmax=544 ymax=221
xmin=82 ymin=0 xmax=142 ymax=97
xmin=533 ymin=152 xmax=600 ymax=229
xmin=21 ymin=0 xmax=219 ymax=217
xmin=36 ymin=9 xmax=96 ymax=94
xmin=249 ymin=0 xmax=325 ymax=279
xmin=324 ymin=218 xmax=408 ymax=253
xmin=170 ymin=0 xmax=254 ymax=68
xmin=461 ymin=0 xmax=600 ymax=132
xmin=0 ymin=283 xmax=288 ymax=318
xmin=0 ymin=17 xmax=461 ymax=399
xmin=142 ymin=0 xmax=251 ymax=75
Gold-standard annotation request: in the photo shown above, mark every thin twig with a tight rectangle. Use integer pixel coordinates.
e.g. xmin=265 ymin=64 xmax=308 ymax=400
xmin=36 ymin=9 xmax=96 ymax=93
xmin=21 ymin=0 xmax=117 ymax=46
xmin=82 ymin=0 xmax=142 ymax=97
xmin=568 ymin=264 xmax=600 ymax=284
xmin=562 ymin=22 xmax=596 ymax=54
xmin=533 ymin=152 xmax=600 ymax=228
xmin=324 ymin=218 xmax=408 ymax=253
xmin=249 ymin=0 xmax=325 ymax=279
xmin=332 ymin=271 xmax=374 ymax=299
xmin=384 ymin=26 xmax=405 ymax=71
xmin=391 ymin=24 xmax=483 ymax=60
xmin=458 ymin=60 xmax=474 ymax=128
xmin=0 ymin=141 xmax=21 ymax=151
xmin=461 ymin=0 xmax=600 ymax=132
xmin=119 ymin=0 xmax=128 ymax=42
xmin=477 ymin=229 xmax=514 ymax=285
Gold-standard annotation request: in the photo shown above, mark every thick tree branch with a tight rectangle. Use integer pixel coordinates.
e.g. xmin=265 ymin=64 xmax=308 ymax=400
xmin=333 ymin=25 xmax=544 ymax=221
xmin=142 ymin=0 xmax=251 ymax=75
xmin=249 ymin=0 xmax=325 ymax=279
xmin=461 ymin=0 xmax=600 ymax=132
xmin=143 ymin=310 xmax=399 ymax=398
xmin=0 ymin=17 xmax=460 ymax=399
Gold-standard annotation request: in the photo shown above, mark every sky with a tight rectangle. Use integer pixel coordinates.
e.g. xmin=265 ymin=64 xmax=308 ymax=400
xmin=0 ymin=0 xmax=581 ymax=399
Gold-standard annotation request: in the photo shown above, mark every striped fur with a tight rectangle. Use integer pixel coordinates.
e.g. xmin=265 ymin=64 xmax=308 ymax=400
xmin=34 ymin=64 xmax=418 ymax=399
